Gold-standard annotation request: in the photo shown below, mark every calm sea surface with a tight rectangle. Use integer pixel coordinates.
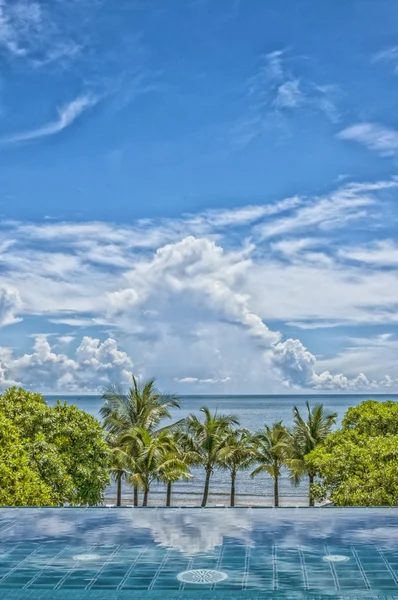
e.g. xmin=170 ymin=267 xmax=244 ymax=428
xmin=45 ymin=394 xmax=398 ymax=506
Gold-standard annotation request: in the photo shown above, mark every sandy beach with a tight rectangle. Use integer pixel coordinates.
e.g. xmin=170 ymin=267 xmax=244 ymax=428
xmin=102 ymin=492 xmax=314 ymax=507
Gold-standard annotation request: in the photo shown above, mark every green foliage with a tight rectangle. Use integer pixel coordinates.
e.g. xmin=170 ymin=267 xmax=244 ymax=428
xmin=100 ymin=376 xmax=180 ymax=505
xmin=100 ymin=376 xmax=180 ymax=436
xmin=0 ymin=387 xmax=110 ymax=506
xmin=343 ymin=400 xmax=398 ymax=436
xmin=0 ymin=413 xmax=54 ymax=506
xmin=306 ymin=400 xmax=398 ymax=506
xmin=251 ymin=422 xmax=290 ymax=507
xmin=183 ymin=407 xmax=240 ymax=507
xmin=285 ymin=402 xmax=337 ymax=505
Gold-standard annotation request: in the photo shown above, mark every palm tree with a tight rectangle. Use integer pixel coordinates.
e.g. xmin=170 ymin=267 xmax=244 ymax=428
xmin=100 ymin=376 xmax=180 ymax=506
xmin=250 ymin=422 xmax=289 ymax=507
xmin=287 ymin=402 xmax=337 ymax=506
xmin=107 ymin=441 xmax=131 ymax=507
xmin=219 ymin=428 xmax=255 ymax=506
xmin=124 ymin=429 xmax=186 ymax=506
xmin=183 ymin=407 xmax=240 ymax=507
xmin=158 ymin=436 xmax=194 ymax=507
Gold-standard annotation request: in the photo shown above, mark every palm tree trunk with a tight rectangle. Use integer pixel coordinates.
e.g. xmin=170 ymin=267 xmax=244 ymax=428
xmin=116 ymin=472 xmax=122 ymax=507
xmin=133 ymin=483 xmax=138 ymax=507
xmin=309 ymin=473 xmax=314 ymax=506
xmin=274 ymin=476 xmax=279 ymax=507
xmin=230 ymin=471 xmax=236 ymax=507
xmin=166 ymin=482 xmax=172 ymax=507
xmin=143 ymin=487 xmax=149 ymax=506
xmin=201 ymin=468 xmax=212 ymax=507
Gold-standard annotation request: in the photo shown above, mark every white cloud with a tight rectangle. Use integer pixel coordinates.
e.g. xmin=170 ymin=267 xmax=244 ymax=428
xmin=0 ymin=0 xmax=41 ymax=57
xmin=338 ymin=122 xmax=398 ymax=157
xmin=257 ymin=180 xmax=394 ymax=238
xmin=1 ymin=178 xmax=398 ymax=392
xmin=0 ymin=0 xmax=81 ymax=65
xmin=274 ymin=79 xmax=303 ymax=109
xmin=373 ymin=46 xmax=398 ymax=72
xmin=231 ymin=49 xmax=339 ymax=147
xmin=271 ymin=238 xmax=323 ymax=258
xmin=339 ymin=240 xmax=398 ymax=266
xmin=57 ymin=335 xmax=74 ymax=344
xmin=0 ymin=287 xmax=22 ymax=326
xmin=0 ymin=335 xmax=133 ymax=392
xmin=2 ymin=95 xmax=97 ymax=144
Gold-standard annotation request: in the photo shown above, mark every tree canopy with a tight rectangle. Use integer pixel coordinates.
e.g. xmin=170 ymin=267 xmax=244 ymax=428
xmin=0 ymin=387 xmax=110 ymax=506
xmin=306 ymin=400 xmax=398 ymax=506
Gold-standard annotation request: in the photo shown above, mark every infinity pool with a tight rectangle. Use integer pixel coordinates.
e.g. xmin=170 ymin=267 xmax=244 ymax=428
xmin=0 ymin=508 xmax=398 ymax=599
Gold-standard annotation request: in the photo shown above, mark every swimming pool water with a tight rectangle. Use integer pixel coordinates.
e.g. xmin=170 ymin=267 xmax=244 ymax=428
xmin=0 ymin=507 xmax=398 ymax=598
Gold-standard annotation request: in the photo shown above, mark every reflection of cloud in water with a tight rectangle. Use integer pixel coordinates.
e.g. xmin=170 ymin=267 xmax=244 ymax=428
xmin=3 ymin=508 xmax=398 ymax=556
xmin=130 ymin=509 xmax=252 ymax=553
xmin=347 ymin=526 xmax=398 ymax=548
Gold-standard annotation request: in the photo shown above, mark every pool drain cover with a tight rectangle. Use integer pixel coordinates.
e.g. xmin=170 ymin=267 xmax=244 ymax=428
xmin=177 ymin=569 xmax=228 ymax=584
xmin=323 ymin=555 xmax=350 ymax=562
xmin=73 ymin=554 xmax=101 ymax=561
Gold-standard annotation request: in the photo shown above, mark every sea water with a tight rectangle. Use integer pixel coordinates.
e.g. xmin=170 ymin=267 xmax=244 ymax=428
xmin=45 ymin=394 xmax=398 ymax=506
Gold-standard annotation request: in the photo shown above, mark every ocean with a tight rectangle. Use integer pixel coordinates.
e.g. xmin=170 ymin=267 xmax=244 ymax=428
xmin=45 ymin=394 xmax=398 ymax=506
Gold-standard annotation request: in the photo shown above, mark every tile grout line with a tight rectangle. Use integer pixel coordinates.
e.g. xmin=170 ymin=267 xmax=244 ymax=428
xmin=272 ymin=544 xmax=278 ymax=591
xmin=85 ymin=545 xmax=122 ymax=590
xmin=211 ymin=541 xmax=225 ymax=591
xmin=298 ymin=545 xmax=309 ymax=591
xmin=0 ymin=545 xmax=45 ymax=584
xmin=147 ymin=548 xmax=172 ymax=591
xmin=350 ymin=545 xmax=371 ymax=591
xmin=0 ymin=543 xmax=21 ymax=558
xmin=54 ymin=545 xmax=97 ymax=590
xmin=324 ymin=544 xmax=339 ymax=591
xmin=377 ymin=546 xmax=398 ymax=588
xmin=178 ymin=545 xmax=197 ymax=592
xmin=241 ymin=542 xmax=251 ymax=590
xmin=116 ymin=546 xmax=147 ymax=590
xmin=23 ymin=545 xmax=70 ymax=589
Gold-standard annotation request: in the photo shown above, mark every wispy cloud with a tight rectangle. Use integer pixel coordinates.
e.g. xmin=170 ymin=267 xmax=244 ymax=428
xmin=338 ymin=122 xmax=398 ymax=157
xmin=256 ymin=180 xmax=395 ymax=239
xmin=1 ymin=177 xmax=398 ymax=391
xmin=1 ymin=95 xmax=97 ymax=144
xmin=274 ymin=79 xmax=303 ymax=109
xmin=372 ymin=46 xmax=398 ymax=73
xmin=232 ymin=49 xmax=339 ymax=146
xmin=339 ymin=240 xmax=398 ymax=266
xmin=0 ymin=0 xmax=41 ymax=57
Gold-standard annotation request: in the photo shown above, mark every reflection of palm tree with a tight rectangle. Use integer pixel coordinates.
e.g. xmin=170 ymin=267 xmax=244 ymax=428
xmin=100 ymin=376 xmax=179 ymax=506
xmin=287 ymin=402 xmax=337 ymax=506
xmin=183 ymin=407 xmax=239 ymax=507
xmin=219 ymin=429 xmax=255 ymax=506
xmin=251 ymin=422 xmax=289 ymax=507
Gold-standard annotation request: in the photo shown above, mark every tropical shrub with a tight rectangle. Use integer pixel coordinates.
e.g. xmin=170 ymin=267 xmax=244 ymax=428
xmin=0 ymin=387 xmax=110 ymax=506
xmin=306 ymin=400 xmax=398 ymax=506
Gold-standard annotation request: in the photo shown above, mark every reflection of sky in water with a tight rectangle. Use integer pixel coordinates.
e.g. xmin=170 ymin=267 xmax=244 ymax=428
xmin=1 ymin=508 xmax=398 ymax=594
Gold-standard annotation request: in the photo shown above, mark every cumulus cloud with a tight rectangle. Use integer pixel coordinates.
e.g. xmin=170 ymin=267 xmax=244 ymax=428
xmin=1 ymin=178 xmax=398 ymax=392
xmin=338 ymin=122 xmax=398 ymax=157
xmin=0 ymin=335 xmax=133 ymax=392
xmin=2 ymin=95 xmax=97 ymax=144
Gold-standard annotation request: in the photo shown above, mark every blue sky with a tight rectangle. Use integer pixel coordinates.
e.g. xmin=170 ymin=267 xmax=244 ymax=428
xmin=1 ymin=0 xmax=398 ymax=393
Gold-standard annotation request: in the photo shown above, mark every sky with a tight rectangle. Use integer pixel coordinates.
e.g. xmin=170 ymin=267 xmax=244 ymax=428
xmin=1 ymin=0 xmax=398 ymax=394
